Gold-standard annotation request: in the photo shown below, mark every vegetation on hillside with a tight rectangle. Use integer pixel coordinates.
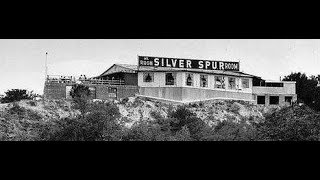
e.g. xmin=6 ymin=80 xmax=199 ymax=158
xmin=0 ymin=89 xmax=38 ymax=103
xmin=283 ymin=72 xmax=320 ymax=111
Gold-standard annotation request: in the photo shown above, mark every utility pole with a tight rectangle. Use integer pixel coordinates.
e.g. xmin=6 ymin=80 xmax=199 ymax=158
xmin=45 ymin=52 xmax=48 ymax=80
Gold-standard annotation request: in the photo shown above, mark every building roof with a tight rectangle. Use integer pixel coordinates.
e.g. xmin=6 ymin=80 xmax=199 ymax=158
xmin=99 ymin=64 xmax=138 ymax=77
xmin=98 ymin=63 xmax=260 ymax=78
xmin=265 ymin=80 xmax=296 ymax=83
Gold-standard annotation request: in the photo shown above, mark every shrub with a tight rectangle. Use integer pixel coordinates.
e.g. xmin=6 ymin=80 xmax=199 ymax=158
xmin=150 ymin=110 xmax=163 ymax=120
xmin=120 ymin=97 xmax=129 ymax=104
xmin=1 ymin=89 xmax=33 ymax=103
xmin=8 ymin=103 xmax=26 ymax=117
xmin=122 ymin=121 xmax=165 ymax=141
xmin=70 ymin=84 xmax=91 ymax=114
xmin=47 ymin=101 xmax=123 ymax=141
xmin=229 ymin=103 xmax=240 ymax=114
xmin=203 ymin=120 xmax=258 ymax=141
xmin=255 ymin=104 xmax=320 ymax=141
xmin=27 ymin=100 xmax=37 ymax=106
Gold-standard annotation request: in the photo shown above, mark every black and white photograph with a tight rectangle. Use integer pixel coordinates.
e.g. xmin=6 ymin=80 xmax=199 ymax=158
xmin=0 ymin=39 xmax=319 ymax=142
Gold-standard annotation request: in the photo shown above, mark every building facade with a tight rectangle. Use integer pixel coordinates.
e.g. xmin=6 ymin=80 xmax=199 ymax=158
xmin=136 ymin=56 xmax=297 ymax=105
xmin=43 ymin=55 xmax=297 ymax=106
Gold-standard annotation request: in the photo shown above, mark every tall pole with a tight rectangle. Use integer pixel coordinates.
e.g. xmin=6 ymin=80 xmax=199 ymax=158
xmin=45 ymin=52 xmax=48 ymax=80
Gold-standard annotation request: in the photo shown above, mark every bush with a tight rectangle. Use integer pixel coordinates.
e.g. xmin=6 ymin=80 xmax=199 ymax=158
xmin=70 ymin=84 xmax=91 ymax=114
xmin=203 ymin=120 xmax=258 ymax=141
xmin=120 ymin=97 xmax=129 ymax=104
xmin=47 ymin=101 xmax=123 ymax=141
xmin=229 ymin=103 xmax=240 ymax=114
xmin=150 ymin=110 xmax=163 ymax=120
xmin=27 ymin=100 xmax=37 ymax=106
xmin=255 ymin=104 xmax=320 ymax=141
xmin=1 ymin=89 xmax=33 ymax=103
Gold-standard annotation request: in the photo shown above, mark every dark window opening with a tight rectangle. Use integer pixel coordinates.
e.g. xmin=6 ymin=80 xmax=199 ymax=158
xmin=186 ymin=73 xmax=193 ymax=86
xmin=285 ymin=96 xmax=293 ymax=104
xmin=253 ymin=77 xmax=265 ymax=86
xmin=269 ymin=96 xmax=279 ymax=105
xmin=143 ymin=72 xmax=154 ymax=82
xmin=165 ymin=73 xmax=175 ymax=85
xmin=200 ymin=75 xmax=208 ymax=87
xmin=257 ymin=96 xmax=265 ymax=105
xmin=266 ymin=83 xmax=284 ymax=87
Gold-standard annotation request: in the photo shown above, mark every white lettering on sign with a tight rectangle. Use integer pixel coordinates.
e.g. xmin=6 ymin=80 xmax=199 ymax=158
xmin=212 ymin=62 xmax=218 ymax=70
xmin=186 ymin=60 xmax=192 ymax=68
xmin=172 ymin=59 xmax=177 ymax=67
xmin=179 ymin=59 xmax=184 ymax=68
xmin=154 ymin=58 xmax=159 ymax=66
xmin=166 ymin=58 xmax=171 ymax=67
xmin=219 ymin=62 xmax=224 ymax=70
xmin=205 ymin=61 xmax=210 ymax=69
xmin=138 ymin=56 xmax=240 ymax=71
xmin=198 ymin=61 xmax=203 ymax=69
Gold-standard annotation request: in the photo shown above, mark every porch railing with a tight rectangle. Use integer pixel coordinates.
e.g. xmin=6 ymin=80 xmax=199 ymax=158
xmin=46 ymin=75 xmax=125 ymax=85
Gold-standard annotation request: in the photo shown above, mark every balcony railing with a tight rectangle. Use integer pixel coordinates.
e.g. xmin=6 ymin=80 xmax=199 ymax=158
xmin=46 ymin=75 xmax=125 ymax=85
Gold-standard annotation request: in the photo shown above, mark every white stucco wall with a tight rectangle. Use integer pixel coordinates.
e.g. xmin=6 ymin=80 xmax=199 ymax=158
xmin=138 ymin=72 xmax=183 ymax=87
xmin=180 ymin=72 xmax=253 ymax=94
xmin=252 ymin=82 xmax=296 ymax=95
xmin=138 ymin=71 xmax=253 ymax=94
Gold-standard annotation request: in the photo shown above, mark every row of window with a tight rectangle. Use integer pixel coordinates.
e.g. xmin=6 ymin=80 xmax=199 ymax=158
xmin=143 ymin=72 xmax=250 ymax=89
xmin=257 ymin=96 xmax=293 ymax=105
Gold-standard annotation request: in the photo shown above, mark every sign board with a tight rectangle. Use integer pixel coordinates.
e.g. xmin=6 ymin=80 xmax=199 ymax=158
xmin=138 ymin=56 xmax=240 ymax=71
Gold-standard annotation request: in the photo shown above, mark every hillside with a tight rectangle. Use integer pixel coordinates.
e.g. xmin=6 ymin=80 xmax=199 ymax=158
xmin=0 ymin=97 xmax=282 ymax=141
xmin=116 ymin=97 xmax=280 ymax=128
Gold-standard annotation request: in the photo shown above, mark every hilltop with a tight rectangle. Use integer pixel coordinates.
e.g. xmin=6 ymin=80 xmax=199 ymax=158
xmin=0 ymin=97 xmax=284 ymax=141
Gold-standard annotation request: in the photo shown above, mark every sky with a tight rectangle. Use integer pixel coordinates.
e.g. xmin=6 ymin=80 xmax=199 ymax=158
xmin=0 ymin=39 xmax=319 ymax=95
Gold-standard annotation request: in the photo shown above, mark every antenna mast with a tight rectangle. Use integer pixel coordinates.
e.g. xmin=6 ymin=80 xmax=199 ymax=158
xmin=45 ymin=52 xmax=48 ymax=80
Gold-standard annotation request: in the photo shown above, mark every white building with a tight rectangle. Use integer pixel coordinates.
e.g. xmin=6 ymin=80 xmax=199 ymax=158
xmin=136 ymin=55 xmax=297 ymax=105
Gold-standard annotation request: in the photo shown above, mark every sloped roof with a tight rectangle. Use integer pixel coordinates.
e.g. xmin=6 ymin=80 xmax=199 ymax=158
xmin=98 ymin=63 xmax=260 ymax=78
xmin=115 ymin=64 xmax=138 ymax=71
xmin=99 ymin=64 xmax=138 ymax=77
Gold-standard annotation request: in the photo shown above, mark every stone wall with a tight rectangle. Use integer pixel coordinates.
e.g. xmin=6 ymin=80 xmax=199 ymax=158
xmin=44 ymin=82 xmax=70 ymax=99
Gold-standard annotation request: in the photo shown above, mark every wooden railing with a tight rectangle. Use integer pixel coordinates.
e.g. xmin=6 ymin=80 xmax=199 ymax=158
xmin=46 ymin=75 xmax=125 ymax=85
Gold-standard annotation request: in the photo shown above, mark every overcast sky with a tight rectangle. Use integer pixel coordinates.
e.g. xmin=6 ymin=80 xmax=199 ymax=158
xmin=0 ymin=39 xmax=319 ymax=95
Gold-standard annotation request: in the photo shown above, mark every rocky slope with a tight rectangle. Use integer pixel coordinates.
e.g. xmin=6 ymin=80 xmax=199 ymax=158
xmin=0 ymin=96 xmax=282 ymax=140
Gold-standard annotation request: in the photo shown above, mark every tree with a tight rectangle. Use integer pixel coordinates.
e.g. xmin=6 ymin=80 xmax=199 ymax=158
xmin=283 ymin=72 xmax=320 ymax=111
xmin=0 ymin=89 xmax=32 ymax=103
xmin=69 ymin=84 xmax=91 ymax=114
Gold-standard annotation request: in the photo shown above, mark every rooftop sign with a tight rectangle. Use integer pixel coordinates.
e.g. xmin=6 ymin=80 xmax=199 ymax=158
xmin=138 ymin=56 xmax=240 ymax=71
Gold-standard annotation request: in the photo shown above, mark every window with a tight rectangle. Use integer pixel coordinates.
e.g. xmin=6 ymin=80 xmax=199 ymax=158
xmin=165 ymin=73 xmax=176 ymax=85
xmin=200 ymin=75 xmax=208 ymax=87
xmin=242 ymin=78 xmax=249 ymax=89
xmin=285 ymin=96 xmax=293 ymax=104
xmin=214 ymin=76 xmax=225 ymax=89
xmin=266 ymin=83 xmax=284 ymax=87
xmin=228 ymin=77 xmax=236 ymax=90
xmin=269 ymin=96 xmax=279 ymax=105
xmin=186 ymin=73 xmax=194 ymax=86
xmin=257 ymin=96 xmax=265 ymax=105
xmin=143 ymin=72 xmax=154 ymax=82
